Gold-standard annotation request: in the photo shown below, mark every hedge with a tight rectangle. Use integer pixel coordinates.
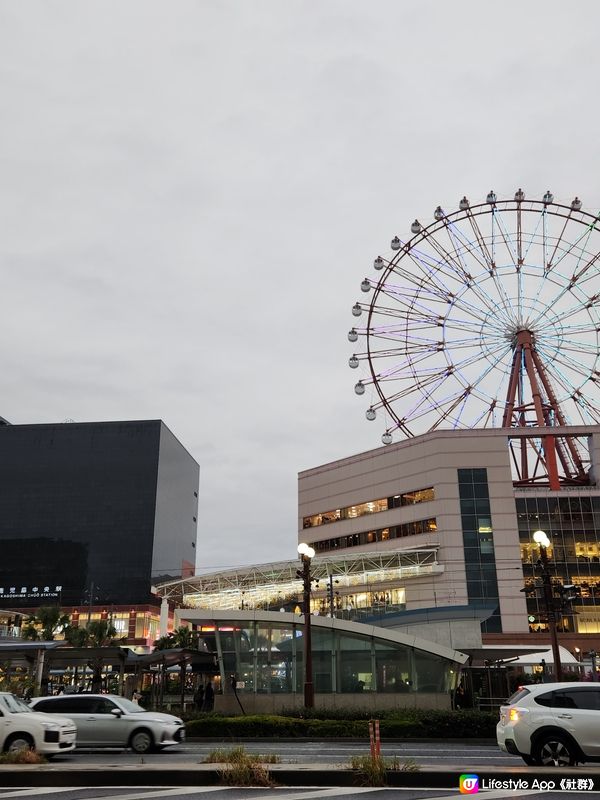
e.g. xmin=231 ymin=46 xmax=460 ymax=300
xmin=185 ymin=710 xmax=497 ymax=739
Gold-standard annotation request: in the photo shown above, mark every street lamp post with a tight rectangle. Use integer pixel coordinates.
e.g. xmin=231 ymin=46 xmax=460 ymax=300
xmin=533 ymin=530 xmax=562 ymax=681
xmin=297 ymin=543 xmax=315 ymax=708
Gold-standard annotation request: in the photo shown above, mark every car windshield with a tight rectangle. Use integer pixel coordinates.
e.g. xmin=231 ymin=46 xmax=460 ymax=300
xmin=0 ymin=694 xmax=31 ymax=714
xmin=116 ymin=697 xmax=145 ymax=714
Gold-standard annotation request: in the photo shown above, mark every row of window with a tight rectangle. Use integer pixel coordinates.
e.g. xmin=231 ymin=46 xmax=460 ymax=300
xmin=310 ymin=518 xmax=437 ymax=552
xmin=302 ymin=488 xmax=435 ymax=529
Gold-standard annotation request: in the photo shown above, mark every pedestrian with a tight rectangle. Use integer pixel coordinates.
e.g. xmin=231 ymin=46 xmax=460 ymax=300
xmin=193 ymin=683 xmax=204 ymax=712
xmin=202 ymin=680 xmax=214 ymax=712
xmin=132 ymin=690 xmax=142 ymax=704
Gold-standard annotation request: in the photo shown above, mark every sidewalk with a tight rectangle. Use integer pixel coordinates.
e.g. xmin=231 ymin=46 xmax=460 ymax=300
xmin=0 ymin=762 xmax=587 ymax=789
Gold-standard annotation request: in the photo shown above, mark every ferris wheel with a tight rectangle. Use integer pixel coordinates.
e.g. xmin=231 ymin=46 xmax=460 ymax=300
xmin=349 ymin=189 xmax=600 ymax=486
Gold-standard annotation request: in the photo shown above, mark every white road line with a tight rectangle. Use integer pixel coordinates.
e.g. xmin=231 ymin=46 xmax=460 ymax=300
xmin=266 ymin=788 xmax=385 ymax=800
xmin=0 ymin=790 xmax=87 ymax=798
xmin=424 ymin=791 xmax=544 ymax=800
xmin=84 ymin=788 xmax=234 ymax=800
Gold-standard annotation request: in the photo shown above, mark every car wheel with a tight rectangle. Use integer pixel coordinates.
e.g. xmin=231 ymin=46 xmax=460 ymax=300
xmin=5 ymin=733 xmax=34 ymax=753
xmin=129 ymin=729 xmax=154 ymax=754
xmin=533 ymin=734 xmax=577 ymax=766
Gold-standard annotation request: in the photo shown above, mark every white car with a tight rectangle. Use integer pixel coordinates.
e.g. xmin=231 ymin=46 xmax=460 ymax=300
xmin=498 ymin=682 xmax=600 ymax=766
xmin=31 ymin=693 xmax=185 ymax=754
xmin=0 ymin=692 xmax=76 ymax=755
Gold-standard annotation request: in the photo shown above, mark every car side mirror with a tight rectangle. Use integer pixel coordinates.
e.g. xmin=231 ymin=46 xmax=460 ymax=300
xmin=110 ymin=708 xmax=123 ymax=717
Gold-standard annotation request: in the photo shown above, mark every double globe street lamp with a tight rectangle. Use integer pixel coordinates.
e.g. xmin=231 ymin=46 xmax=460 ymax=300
xmin=297 ymin=542 xmax=315 ymax=708
xmin=532 ymin=529 xmax=562 ymax=681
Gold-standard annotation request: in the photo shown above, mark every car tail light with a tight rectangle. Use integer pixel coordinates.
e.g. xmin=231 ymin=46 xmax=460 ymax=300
xmin=509 ymin=707 xmax=529 ymax=722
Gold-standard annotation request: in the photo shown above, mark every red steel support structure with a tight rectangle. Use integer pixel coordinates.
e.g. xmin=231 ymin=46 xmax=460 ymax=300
xmin=502 ymin=329 xmax=587 ymax=488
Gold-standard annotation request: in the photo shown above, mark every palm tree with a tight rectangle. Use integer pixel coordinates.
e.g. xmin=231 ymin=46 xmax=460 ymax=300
xmin=84 ymin=620 xmax=117 ymax=693
xmin=21 ymin=606 xmax=70 ymax=641
xmin=63 ymin=625 xmax=90 ymax=648
xmin=153 ymin=626 xmax=199 ymax=709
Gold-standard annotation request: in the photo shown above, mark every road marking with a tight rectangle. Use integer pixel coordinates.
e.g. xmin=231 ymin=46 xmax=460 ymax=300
xmin=0 ymin=790 xmax=88 ymax=798
xmin=266 ymin=788 xmax=385 ymax=799
xmin=102 ymin=789 xmax=234 ymax=800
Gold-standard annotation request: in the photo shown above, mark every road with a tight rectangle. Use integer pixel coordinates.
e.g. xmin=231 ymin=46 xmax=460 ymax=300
xmin=46 ymin=740 xmax=523 ymax=769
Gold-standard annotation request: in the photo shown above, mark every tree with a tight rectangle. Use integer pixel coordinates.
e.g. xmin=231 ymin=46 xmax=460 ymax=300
xmin=84 ymin=620 xmax=118 ymax=693
xmin=153 ymin=626 xmax=198 ymax=651
xmin=153 ymin=626 xmax=199 ymax=709
xmin=63 ymin=625 xmax=90 ymax=648
xmin=21 ymin=606 xmax=70 ymax=641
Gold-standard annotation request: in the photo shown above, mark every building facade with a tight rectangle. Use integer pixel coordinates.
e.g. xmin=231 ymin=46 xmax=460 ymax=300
xmin=0 ymin=420 xmax=199 ymax=621
xmin=299 ymin=426 xmax=600 ymax=648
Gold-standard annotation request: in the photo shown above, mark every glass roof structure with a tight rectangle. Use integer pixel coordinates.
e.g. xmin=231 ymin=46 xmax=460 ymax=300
xmin=155 ymin=546 xmax=442 ymax=611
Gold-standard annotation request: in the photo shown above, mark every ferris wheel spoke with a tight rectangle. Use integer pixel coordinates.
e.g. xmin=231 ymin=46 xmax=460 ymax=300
xmin=558 ymin=322 xmax=600 ymax=336
xmin=546 ymin=351 xmax=595 ymax=383
xmin=547 ymin=210 xmax=573 ymax=270
xmin=466 ymin=211 xmax=494 ymax=268
xmin=444 ymin=219 xmax=489 ymax=274
xmin=548 ymin=222 xmax=595 ymax=275
xmin=388 ymin=252 xmax=454 ymax=297
xmin=521 ymin=205 xmax=545 ymax=264
xmin=367 ymin=344 xmax=442 ymax=359
xmin=541 ymin=298 xmax=600 ymax=328
xmin=377 ymin=279 xmax=453 ymax=306
xmin=571 ymin=248 xmax=600 ymax=284
xmin=491 ymin=207 xmax=518 ymax=268
xmin=367 ymin=303 xmax=436 ymax=321
xmin=555 ymin=339 xmax=600 ymax=356
xmin=426 ymin=230 xmax=517 ymax=323
xmin=400 ymin=385 xmax=468 ymax=426
xmin=447 ymin=292 xmax=498 ymax=325
xmin=401 ymin=246 xmax=462 ymax=291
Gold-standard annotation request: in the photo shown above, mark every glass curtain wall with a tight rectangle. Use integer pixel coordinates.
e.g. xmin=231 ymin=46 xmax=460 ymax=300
xmin=517 ymin=495 xmax=600 ymax=633
xmin=198 ymin=621 xmax=457 ymax=695
xmin=458 ymin=468 xmax=502 ymax=632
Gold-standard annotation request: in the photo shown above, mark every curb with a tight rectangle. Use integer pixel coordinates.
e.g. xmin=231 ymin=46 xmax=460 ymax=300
xmin=0 ymin=765 xmax=586 ymax=789
xmin=187 ymin=736 xmax=498 ymax=744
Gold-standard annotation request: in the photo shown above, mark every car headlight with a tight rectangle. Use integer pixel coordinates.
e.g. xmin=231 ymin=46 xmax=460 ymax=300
xmin=41 ymin=722 xmax=60 ymax=731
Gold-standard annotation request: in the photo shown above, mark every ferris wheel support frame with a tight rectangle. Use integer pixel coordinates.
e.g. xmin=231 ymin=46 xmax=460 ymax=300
xmin=502 ymin=329 xmax=587 ymax=489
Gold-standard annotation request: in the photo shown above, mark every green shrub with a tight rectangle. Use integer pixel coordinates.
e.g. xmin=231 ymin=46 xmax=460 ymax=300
xmin=185 ymin=709 xmax=496 ymax=739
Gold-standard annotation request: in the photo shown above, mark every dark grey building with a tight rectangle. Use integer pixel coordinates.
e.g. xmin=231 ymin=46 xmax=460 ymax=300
xmin=0 ymin=420 xmax=199 ymax=607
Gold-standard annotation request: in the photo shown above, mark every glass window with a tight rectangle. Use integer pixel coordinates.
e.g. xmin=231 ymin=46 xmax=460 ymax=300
xmin=94 ymin=698 xmax=118 ymax=714
xmin=554 ymin=689 xmax=600 ymax=710
xmin=375 ymin=642 xmax=412 ymax=692
xmin=45 ymin=696 xmax=97 ymax=714
xmin=338 ymin=633 xmax=373 ymax=692
xmin=534 ymin=691 xmax=553 ymax=707
xmin=309 ymin=516 xmax=437 ymax=552
xmin=302 ymin=488 xmax=434 ymax=529
xmin=413 ymin=649 xmax=452 ymax=692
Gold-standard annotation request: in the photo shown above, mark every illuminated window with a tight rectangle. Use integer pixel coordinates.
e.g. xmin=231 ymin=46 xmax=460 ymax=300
xmin=302 ymin=487 xmax=434 ymax=529
xmin=309 ymin=517 xmax=437 ymax=552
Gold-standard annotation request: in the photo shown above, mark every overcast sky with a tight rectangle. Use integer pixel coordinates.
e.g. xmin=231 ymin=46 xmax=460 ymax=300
xmin=2 ymin=2 xmax=599 ymax=574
